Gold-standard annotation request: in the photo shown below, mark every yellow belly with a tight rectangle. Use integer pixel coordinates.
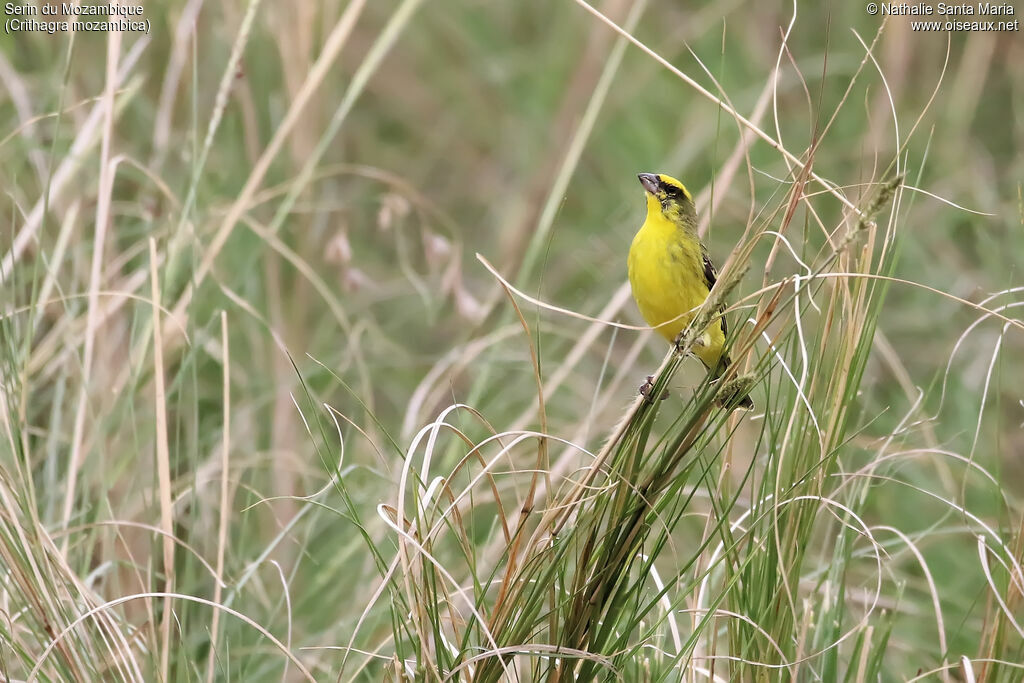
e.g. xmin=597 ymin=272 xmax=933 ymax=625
xmin=627 ymin=225 xmax=725 ymax=368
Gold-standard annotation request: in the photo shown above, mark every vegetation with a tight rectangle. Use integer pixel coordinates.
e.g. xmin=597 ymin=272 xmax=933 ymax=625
xmin=1 ymin=1 xmax=1022 ymax=680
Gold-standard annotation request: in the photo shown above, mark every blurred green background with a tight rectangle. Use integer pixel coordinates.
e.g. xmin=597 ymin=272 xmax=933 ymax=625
xmin=2 ymin=0 xmax=1023 ymax=679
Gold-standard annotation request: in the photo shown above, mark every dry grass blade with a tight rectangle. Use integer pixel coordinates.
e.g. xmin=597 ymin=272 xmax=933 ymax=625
xmin=1 ymin=0 xmax=1021 ymax=679
xmin=148 ymin=238 xmax=175 ymax=679
xmin=205 ymin=311 xmax=232 ymax=683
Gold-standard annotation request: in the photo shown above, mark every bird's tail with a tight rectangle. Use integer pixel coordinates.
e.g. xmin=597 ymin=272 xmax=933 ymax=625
xmin=712 ymin=357 xmax=754 ymax=411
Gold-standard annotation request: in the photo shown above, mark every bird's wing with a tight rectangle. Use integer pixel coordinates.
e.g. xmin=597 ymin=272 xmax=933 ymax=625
xmin=701 ymin=246 xmax=727 ymax=338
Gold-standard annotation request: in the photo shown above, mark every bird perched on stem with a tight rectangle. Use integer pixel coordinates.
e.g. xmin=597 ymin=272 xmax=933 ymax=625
xmin=628 ymin=172 xmax=753 ymax=410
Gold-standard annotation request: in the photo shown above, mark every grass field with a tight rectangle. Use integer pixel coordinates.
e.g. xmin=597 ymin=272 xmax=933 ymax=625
xmin=2 ymin=0 xmax=1024 ymax=680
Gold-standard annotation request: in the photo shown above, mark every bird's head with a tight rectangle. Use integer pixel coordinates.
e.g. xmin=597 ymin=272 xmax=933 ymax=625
xmin=638 ymin=172 xmax=697 ymax=229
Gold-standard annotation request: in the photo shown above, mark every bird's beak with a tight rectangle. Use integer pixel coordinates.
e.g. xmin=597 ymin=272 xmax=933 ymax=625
xmin=638 ymin=173 xmax=660 ymax=194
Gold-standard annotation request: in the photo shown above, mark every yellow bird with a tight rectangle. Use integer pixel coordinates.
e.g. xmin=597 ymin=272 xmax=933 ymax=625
xmin=628 ymin=172 xmax=752 ymax=410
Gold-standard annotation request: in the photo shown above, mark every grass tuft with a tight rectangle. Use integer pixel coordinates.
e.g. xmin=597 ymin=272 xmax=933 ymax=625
xmin=1 ymin=1 xmax=1021 ymax=680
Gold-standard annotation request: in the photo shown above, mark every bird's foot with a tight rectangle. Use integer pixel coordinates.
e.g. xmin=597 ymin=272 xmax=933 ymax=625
xmin=639 ymin=375 xmax=669 ymax=402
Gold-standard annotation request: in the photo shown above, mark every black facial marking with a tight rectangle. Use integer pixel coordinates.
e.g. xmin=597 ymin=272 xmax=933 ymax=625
xmin=660 ymin=181 xmax=684 ymax=200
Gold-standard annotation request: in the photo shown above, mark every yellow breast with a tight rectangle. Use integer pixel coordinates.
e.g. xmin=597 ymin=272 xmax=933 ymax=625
xmin=627 ymin=215 xmax=725 ymax=367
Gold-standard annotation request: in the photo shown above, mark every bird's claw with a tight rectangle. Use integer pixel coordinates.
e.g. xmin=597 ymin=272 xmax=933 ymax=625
xmin=639 ymin=375 xmax=669 ymax=402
